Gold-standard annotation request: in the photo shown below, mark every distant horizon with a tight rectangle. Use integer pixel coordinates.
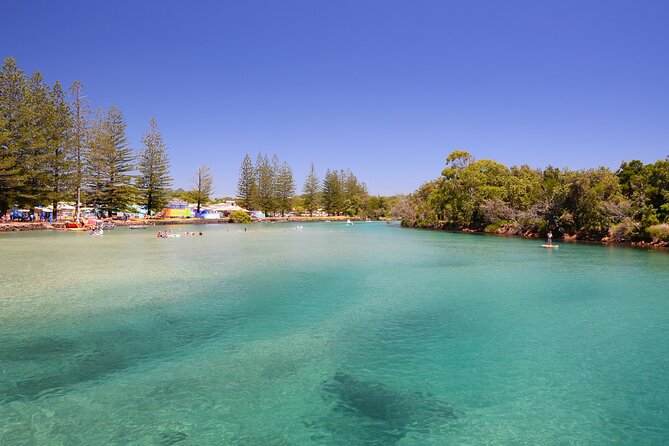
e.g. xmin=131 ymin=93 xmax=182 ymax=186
xmin=4 ymin=0 xmax=668 ymax=197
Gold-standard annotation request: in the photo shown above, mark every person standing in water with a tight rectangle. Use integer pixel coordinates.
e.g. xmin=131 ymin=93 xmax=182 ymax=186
xmin=547 ymin=230 xmax=553 ymax=245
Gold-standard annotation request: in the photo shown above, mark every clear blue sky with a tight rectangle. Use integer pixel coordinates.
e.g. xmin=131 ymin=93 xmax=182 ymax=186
xmin=3 ymin=0 xmax=668 ymax=196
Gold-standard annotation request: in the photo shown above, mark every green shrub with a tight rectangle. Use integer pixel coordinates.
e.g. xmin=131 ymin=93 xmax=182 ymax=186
xmin=229 ymin=210 xmax=251 ymax=223
xmin=609 ymin=219 xmax=636 ymax=242
xmin=633 ymin=211 xmax=661 ymax=241
xmin=484 ymin=223 xmax=500 ymax=233
xmin=484 ymin=220 xmax=515 ymax=233
xmin=648 ymin=224 xmax=669 ymax=241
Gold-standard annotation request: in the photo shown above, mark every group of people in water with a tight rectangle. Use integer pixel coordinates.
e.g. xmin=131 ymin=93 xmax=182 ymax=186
xmin=89 ymin=227 xmax=103 ymax=236
xmin=156 ymin=229 xmax=203 ymax=238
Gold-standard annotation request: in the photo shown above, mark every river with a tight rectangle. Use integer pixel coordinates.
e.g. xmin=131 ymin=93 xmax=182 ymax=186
xmin=1 ymin=222 xmax=668 ymax=444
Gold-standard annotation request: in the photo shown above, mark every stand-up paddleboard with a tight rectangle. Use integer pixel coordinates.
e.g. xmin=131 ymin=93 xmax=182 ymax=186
xmin=542 ymin=244 xmax=558 ymax=249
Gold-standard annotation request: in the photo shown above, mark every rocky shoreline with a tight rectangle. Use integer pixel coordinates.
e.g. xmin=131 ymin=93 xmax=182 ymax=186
xmin=0 ymin=222 xmax=56 ymax=232
xmin=487 ymin=224 xmax=669 ymax=249
xmin=405 ymin=222 xmax=669 ymax=250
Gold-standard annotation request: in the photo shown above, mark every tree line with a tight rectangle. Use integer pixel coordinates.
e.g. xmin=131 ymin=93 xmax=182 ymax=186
xmin=1 ymin=57 xmax=398 ymax=221
xmin=394 ymin=150 xmax=669 ymax=242
xmin=237 ymin=153 xmax=295 ymax=216
xmin=236 ymin=154 xmax=382 ymax=217
xmin=0 ymin=57 xmax=173 ymax=219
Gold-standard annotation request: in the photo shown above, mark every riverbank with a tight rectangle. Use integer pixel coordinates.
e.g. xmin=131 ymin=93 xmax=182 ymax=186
xmin=0 ymin=222 xmax=55 ymax=232
xmin=0 ymin=215 xmax=360 ymax=232
xmin=490 ymin=223 xmax=669 ymax=249
xmin=404 ymin=221 xmax=669 ymax=250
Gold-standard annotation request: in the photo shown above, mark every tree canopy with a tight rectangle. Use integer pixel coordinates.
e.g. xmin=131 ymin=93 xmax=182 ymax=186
xmin=396 ymin=150 xmax=669 ymax=242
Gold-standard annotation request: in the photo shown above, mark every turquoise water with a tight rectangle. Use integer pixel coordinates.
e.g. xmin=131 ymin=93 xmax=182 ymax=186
xmin=1 ymin=222 xmax=668 ymax=445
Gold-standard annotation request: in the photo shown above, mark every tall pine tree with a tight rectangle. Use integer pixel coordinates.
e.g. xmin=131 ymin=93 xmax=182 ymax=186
xmin=86 ymin=106 xmax=135 ymax=216
xmin=137 ymin=118 xmax=172 ymax=215
xmin=69 ymin=80 xmax=90 ymax=220
xmin=237 ymin=153 xmax=257 ymax=210
xmin=16 ymin=71 xmax=51 ymax=206
xmin=270 ymin=154 xmax=281 ymax=216
xmin=256 ymin=153 xmax=274 ymax=215
xmin=322 ymin=169 xmax=343 ymax=215
xmin=43 ymin=81 xmax=74 ymax=221
xmin=302 ymin=162 xmax=320 ymax=216
xmin=0 ymin=57 xmax=26 ymax=214
xmin=86 ymin=109 xmax=107 ymax=211
xmin=276 ymin=161 xmax=295 ymax=216
xmin=0 ymin=112 xmax=16 ymax=215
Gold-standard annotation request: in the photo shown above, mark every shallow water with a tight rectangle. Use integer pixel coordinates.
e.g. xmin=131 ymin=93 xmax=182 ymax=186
xmin=1 ymin=222 xmax=668 ymax=445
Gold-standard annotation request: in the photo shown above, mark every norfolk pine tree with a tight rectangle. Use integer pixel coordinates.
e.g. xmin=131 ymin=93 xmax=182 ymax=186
xmin=102 ymin=106 xmax=135 ymax=216
xmin=0 ymin=57 xmax=26 ymax=214
xmin=322 ymin=169 xmax=343 ymax=215
xmin=86 ymin=106 xmax=136 ymax=216
xmin=276 ymin=161 xmax=295 ymax=216
xmin=86 ymin=110 xmax=108 ymax=211
xmin=137 ymin=118 xmax=172 ymax=215
xmin=302 ymin=162 xmax=320 ymax=216
xmin=237 ymin=153 xmax=258 ymax=210
xmin=270 ymin=154 xmax=283 ymax=216
xmin=16 ymin=71 xmax=51 ymax=206
xmin=256 ymin=153 xmax=274 ymax=215
xmin=0 ymin=113 xmax=17 ymax=215
xmin=69 ymin=80 xmax=90 ymax=220
xmin=44 ymin=81 xmax=74 ymax=221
